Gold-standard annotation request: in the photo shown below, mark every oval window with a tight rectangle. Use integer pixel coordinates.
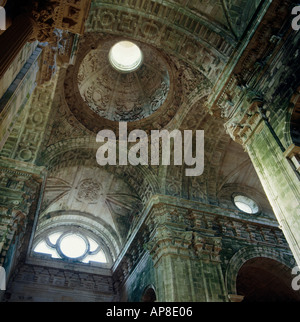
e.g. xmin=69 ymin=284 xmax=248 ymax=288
xmin=233 ymin=195 xmax=259 ymax=214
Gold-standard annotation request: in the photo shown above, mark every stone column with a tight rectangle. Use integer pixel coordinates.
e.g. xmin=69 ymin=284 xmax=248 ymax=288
xmin=0 ymin=157 xmax=42 ymax=286
xmin=146 ymin=206 xmax=227 ymax=302
xmin=225 ymin=101 xmax=300 ymax=266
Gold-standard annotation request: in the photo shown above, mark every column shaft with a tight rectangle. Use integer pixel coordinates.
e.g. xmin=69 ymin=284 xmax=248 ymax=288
xmin=246 ymin=125 xmax=300 ymax=266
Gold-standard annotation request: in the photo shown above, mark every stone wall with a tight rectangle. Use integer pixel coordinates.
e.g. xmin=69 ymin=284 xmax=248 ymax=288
xmin=4 ymin=262 xmax=116 ymax=302
xmin=113 ymin=196 xmax=296 ymax=302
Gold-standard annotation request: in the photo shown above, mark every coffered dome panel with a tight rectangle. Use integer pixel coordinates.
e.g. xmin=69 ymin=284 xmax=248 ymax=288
xmin=77 ymin=39 xmax=170 ymax=122
xmin=64 ymin=34 xmax=182 ymax=134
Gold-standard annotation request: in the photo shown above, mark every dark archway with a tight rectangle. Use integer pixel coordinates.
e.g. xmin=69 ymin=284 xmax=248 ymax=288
xmin=236 ymin=257 xmax=300 ymax=302
xmin=141 ymin=286 xmax=156 ymax=302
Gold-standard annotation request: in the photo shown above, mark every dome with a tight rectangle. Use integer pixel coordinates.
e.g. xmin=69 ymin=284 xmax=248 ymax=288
xmin=77 ymin=39 xmax=170 ymax=122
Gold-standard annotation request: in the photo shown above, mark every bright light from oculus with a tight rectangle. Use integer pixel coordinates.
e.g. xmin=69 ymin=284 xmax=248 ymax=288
xmin=60 ymin=234 xmax=87 ymax=258
xmin=233 ymin=195 xmax=259 ymax=214
xmin=109 ymin=41 xmax=143 ymax=73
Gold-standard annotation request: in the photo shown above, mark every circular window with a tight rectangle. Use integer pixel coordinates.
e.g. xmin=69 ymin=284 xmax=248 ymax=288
xmin=59 ymin=234 xmax=87 ymax=259
xmin=109 ymin=41 xmax=143 ymax=72
xmin=233 ymin=195 xmax=259 ymax=214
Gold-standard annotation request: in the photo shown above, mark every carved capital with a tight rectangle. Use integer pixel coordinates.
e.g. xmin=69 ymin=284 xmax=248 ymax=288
xmin=147 ymin=225 xmax=194 ymax=264
xmin=147 ymin=224 xmax=222 ymax=264
xmin=0 ymin=206 xmax=29 ymax=264
xmin=192 ymin=233 xmax=222 ymax=262
xmin=0 ymin=163 xmax=42 ymax=263
xmin=224 ymin=100 xmax=264 ymax=145
xmin=0 ymin=167 xmax=40 ymax=214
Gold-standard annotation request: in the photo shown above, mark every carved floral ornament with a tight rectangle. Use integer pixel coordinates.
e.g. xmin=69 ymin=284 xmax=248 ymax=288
xmin=76 ymin=178 xmax=103 ymax=203
xmin=77 ymin=39 xmax=170 ymax=123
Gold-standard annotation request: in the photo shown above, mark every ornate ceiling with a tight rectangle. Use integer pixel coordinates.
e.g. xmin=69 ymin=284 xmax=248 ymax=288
xmin=64 ymin=32 xmax=192 ymax=134
xmin=1 ymin=0 xmax=278 ymax=261
xmin=77 ymin=38 xmax=171 ymax=123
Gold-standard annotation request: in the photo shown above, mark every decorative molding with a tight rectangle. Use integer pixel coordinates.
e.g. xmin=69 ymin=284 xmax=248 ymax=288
xmin=86 ymin=1 xmax=235 ymax=80
xmin=64 ymin=33 xmax=184 ymax=134
xmin=207 ymin=0 xmax=294 ymax=119
xmin=30 ymin=0 xmax=91 ymax=42
xmin=112 ymin=197 xmax=290 ymax=291
xmin=0 ymin=161 xmax=42 ymax=266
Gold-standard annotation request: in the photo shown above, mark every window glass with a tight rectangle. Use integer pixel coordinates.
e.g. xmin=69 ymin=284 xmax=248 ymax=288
xmin=34 ymin=240 xmax=60 ymax=259
xmin=60 ymin=234 xmax=87 ymax=258
xmin=48 ymin=232 xmax=63 ymax=245
xmin=233 ymin=195 xmax=259 ymax=214
xmin=34 ymin=231 xmax=108 ymax=264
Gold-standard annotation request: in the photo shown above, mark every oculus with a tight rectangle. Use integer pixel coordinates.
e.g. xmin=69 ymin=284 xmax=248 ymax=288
xmin=233 ymin=195 xmax=259 ymax=214
xmin=108 ymin=41 xmax=143 ymax=73
xmin=76 ymin=39 xmax=171 ymax=123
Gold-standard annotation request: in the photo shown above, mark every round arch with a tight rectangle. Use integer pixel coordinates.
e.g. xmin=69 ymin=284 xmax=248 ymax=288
xmin=236 ymin=257 xmax=300 ymax=302
xmin=141 ymin=285 xmax=157 ymax=302
xmin=225 ymin=246 xmax=295 ymax=297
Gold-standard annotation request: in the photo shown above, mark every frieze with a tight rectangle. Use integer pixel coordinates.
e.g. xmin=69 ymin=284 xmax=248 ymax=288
xmin=112 ymin=199 xmax=289 ymax=288
xmin=6 ymin=263 xmax=115 ymax=297
xmin=85 ymin=4 xmax=232 ymax=82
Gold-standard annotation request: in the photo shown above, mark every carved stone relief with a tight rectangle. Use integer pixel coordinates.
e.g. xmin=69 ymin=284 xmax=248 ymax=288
xmin=30 ymin=0 xmax=91 ymax=42
xmin=76 ymin=179 xmax=103 ymax=203
xmin=77 ymin=39 xmax=170 ymax=122
xmin=64 ymin=33 xmax=185 ymax=134
xmin=85 ymin=3 xmax=232 ymax=82
xmin=38 ymin=165 xmax=143 ymax=246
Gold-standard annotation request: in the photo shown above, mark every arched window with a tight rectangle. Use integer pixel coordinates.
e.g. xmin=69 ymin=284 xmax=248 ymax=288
xmin=33 ymin=229 xmax=110 ymax=265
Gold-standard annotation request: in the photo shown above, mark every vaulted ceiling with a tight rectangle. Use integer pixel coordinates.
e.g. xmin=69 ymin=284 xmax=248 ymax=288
xmin=3 ymin=0 xmax=278 ymax=257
